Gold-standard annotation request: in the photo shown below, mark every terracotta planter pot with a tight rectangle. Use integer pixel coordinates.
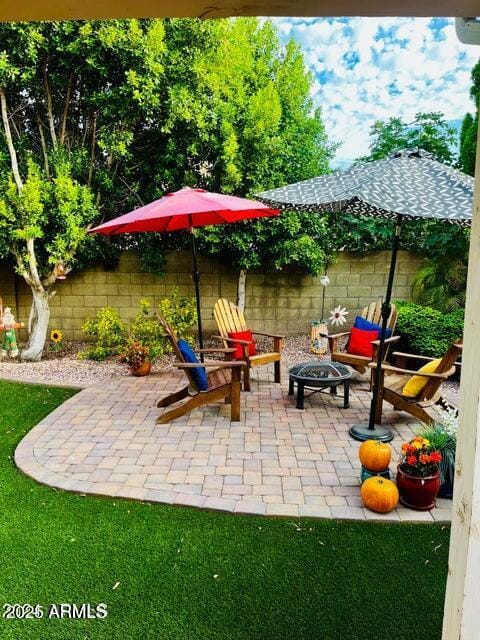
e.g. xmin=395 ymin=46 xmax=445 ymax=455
xmin=396 ymin=463 xmax=440 ymax=511
xmin=130 ymin=360 xmax=151 ymax=377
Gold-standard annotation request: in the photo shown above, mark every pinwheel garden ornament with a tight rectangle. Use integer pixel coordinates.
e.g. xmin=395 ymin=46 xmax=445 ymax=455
xmin=329 ymin=306 xmax=348 ymax=327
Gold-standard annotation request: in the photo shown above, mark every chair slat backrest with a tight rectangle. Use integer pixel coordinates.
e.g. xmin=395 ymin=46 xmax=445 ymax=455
xmin=214 ymin=299 xmax=248 ymax=345
xmin=420 ymin=339 xmax=463 ymax=401
xmin=360 ymin=300 xmax=397 ymax=333
xmin=157 ymin=314 xmax=199 ymax=391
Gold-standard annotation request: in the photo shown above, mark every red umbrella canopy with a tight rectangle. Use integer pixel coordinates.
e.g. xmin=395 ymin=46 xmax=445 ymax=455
xmin=90 ymin=187 xmax=279 ymax=235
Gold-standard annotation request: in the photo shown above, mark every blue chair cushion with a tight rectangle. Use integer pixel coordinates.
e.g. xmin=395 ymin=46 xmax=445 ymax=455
xmin=353 ymin=315 xmax=392 ymax=339
xmin=177 ymin=339 xmax=208 ymax=391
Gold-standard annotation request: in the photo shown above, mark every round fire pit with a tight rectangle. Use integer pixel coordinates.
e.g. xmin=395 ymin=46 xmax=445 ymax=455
xmin=288 ymin=361 xmax=353 ymax=410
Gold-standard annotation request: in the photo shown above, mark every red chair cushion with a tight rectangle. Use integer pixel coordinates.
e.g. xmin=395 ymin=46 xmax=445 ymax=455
xmin=228 ymin=330 xmax=257 ymax=360
xmin=346 ymin=327 xmax=379 ymax=359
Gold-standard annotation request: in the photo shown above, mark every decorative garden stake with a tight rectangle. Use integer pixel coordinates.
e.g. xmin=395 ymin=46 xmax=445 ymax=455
xmin=329 ymin=306 xmax=348 ymax=327
xmin=0 ymin=305 xmax=23 ymax=358
xmin=311 ymin=272 xmax=331 ymax=355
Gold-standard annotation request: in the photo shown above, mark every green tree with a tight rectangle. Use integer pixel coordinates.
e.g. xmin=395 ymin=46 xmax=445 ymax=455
xmin=353 ymin=112 xmax=469 ymax=312
xmin=458 ymin=112 xmax=477 ymax=176
xmin=458 ymin=60 xmax=480 ymax=176
xmin=360 ymin=112 xmax=457 ymax=164
xmin=171 ymin=18 xmax=334 ymax=307
xmin=0 ymin=20 xmax=168 ymax=359
xmin=196 ymin=212 xmax=333 ymax=310
xmin=348 ymin=111 xmax=466 ymax=257
xmin=0 ymin=18 xmax=334 ymax=347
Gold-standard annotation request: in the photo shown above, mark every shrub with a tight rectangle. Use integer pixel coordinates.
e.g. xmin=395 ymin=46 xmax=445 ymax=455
xmin=412 ymin=255 xmax=467 ymax=312
xmin=395 ymin=301 xmax=464 ymax=357
xmin=158 ymin=287 xmax=197 ymax=345
xmin=81 ymin=307 xmax=127 ymax=360
xmin=129 ymin=299 xmax=165 ymax=359
xmin=81 ymin=290 xmax=197 ymax=360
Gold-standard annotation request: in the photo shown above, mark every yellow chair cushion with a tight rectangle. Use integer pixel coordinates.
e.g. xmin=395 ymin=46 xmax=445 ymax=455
xmin=401 ymin=358 xmax=442 ymax=398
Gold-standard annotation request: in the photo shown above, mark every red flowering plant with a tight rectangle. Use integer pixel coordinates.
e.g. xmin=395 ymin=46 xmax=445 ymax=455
xmin=400 ymin=436 xmax=442 ymax=478
xmin=119 ymin=337 xmax=150 ymax=370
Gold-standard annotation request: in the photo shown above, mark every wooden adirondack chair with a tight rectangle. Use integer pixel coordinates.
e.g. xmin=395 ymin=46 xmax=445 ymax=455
xmin=213 ymin=298 xmax=284 ymax=392
xmin=371 ymin=340 xmax=462 ymax=425
xmin=156 ymin=316 xmax=245 ymax=424
xmin=328 ymin=300 xmax=400 ymax=374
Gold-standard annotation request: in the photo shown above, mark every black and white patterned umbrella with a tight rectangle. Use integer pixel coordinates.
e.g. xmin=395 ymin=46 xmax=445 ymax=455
xmin=256 ymin=148 xmax=473 ymax=443
xmin=256 ymin=148 xmax=473 ymax=226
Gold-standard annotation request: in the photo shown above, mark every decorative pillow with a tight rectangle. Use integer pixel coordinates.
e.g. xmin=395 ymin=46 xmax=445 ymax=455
xmin=353 ymin=315 xmax=392 ymax=339
xmin=177 ymin=338 xmax=208 ymax=391
xmin=346 ymin=327 xmax=380 ymax=359
xmin=228 ymin=330 xmax=257 ymax=360
xmin=402 ymin=358 xmax=442 ymax=398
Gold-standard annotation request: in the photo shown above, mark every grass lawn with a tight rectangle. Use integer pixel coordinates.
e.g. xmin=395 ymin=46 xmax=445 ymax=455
xmin=0 ymin=379 xmax=449 ymax=640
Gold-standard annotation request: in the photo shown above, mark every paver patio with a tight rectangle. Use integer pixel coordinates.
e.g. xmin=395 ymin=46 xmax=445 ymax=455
xmin=14 ymin=367 xmax=452 ymax=522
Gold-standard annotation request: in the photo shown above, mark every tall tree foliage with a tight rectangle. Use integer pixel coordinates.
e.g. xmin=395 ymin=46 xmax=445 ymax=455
xmin=353 ymin=112 xmax=469 ymax=312
xmin=346 ymin=112 xmax=466 ymax=259
xmin=0 ymin=20 xmax=168 ymax=359
xmin=176 ymin=19 xmax=334 ymax=307
xmin=359 ymin=112 xmax=457 ymax=164
xmin=0 ymin=18 xmax=335 ymax=347
xmin=458 ymin=59 xmax=480 ymax=177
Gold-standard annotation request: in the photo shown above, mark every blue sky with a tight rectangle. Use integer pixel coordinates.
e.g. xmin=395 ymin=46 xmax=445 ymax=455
xmin=273 ymin=18 xmax=479 ymax=167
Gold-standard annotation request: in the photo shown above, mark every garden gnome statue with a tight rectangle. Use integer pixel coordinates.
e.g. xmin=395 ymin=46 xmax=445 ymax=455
xmin=0 ymin=306 xmax=23 ymax=358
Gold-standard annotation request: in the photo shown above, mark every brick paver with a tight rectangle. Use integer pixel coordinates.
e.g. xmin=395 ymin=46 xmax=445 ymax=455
xmin=14 ymin=367 xmax=451 ymax=522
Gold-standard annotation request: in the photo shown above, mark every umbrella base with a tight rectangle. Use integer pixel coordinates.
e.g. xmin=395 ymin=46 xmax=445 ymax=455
xmin=349 ymin=422 xmax=394 ymax=443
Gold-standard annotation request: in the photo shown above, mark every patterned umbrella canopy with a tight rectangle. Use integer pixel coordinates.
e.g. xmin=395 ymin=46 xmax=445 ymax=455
xmin=256 ymin=149 xmax=473 ymax=226
xmin=257 ymin=148 xmax=473 ymax=443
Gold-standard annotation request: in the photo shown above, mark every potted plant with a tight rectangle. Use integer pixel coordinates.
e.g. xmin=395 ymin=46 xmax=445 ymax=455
xmin=417 ymin=406 xmax=458 ymax=499
xmin=120 ymin=338 xmax=151 ymax=377
xmin=396 ymin=436 xmax=442 ymax=511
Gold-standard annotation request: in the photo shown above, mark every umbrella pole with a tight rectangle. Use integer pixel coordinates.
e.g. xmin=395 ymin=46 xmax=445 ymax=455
xmin=190 ymin=228 xmax=205 ymax=360
xmin=349 ymin=214 xmax=403 ymax=443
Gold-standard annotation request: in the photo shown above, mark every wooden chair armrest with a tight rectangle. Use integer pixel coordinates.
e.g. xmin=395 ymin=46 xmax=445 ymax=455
xmin=368 ymin=362 xmax=453 ymax=378
xmin=328 ymin=330 xmax=350 ymax=354
xmin=251 ymin=330 xmax=285 ymax=339
xmin=392 ymin=351 xmax=463 ymax=364
xmin=328 ymin=331 xmax=351 ymax=340
xmin=176 ymin=361 xmax=246 ymax=368
xmin=392 ymin=351 xmax=435 ymax=362
xmin=251 ymin=330 xmax=284 ymax=353
xmin=211 ymin=335 xmax=252 ymax=345
xmin=194 ymin=348 xmax=236 ymax=354
xmin=371 ymin=335 xmax=401 ymax=346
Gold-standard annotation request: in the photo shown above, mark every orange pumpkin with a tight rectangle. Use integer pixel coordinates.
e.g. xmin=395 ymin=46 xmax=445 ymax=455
xmin=359 ymin=440 xmax=392 ymax=472
xmin=360 ymin=477 xmax=399 ymax=513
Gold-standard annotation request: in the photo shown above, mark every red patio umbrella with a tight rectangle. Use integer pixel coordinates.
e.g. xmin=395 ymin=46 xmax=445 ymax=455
xmin=90 ymin=187 xmax=279 ymax=351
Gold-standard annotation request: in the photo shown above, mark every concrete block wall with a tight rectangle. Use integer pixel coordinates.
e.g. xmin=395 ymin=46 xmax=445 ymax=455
xmin=0 ymin=249 xmax=425 ymax=340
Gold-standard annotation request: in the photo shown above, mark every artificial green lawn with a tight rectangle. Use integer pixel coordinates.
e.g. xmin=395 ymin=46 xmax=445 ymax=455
xmin=0 ymin=380 xmax=449 ymax=640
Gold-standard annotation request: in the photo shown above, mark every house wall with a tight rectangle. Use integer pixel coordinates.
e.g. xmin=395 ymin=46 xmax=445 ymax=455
xmin=0 ymin=250 xmax=424 ymax=340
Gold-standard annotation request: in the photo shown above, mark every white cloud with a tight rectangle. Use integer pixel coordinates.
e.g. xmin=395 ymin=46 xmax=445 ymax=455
xmin=273 ymin=17 xmax=479 ymax=166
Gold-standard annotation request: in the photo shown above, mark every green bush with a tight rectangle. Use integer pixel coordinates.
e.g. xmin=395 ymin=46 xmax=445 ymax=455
xmin=158 ymin=287 xmax=197 ymax=345
xmin=81 ymin=290 xmax=197 ymax=360
xmin=129 ymin=299 xmax=165 ymax=359
xmin=81 ymin=307 xmax=127 ymax=360
xmin=395 ymin=301 xmax=464 ymax=357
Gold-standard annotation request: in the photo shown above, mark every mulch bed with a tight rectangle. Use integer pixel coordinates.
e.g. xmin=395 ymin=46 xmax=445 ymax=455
xmin=0 ymin=335 xmax=460 ymax=406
